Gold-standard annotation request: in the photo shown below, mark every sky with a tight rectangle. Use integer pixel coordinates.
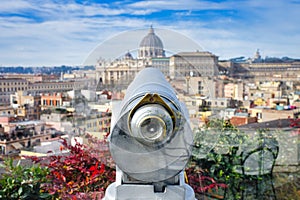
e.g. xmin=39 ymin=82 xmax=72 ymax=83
xmin=0 ymin=0 xmax=300 ymax=66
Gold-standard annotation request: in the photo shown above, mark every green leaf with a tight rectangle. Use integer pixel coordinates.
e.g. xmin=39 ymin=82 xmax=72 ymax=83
xmin=39 ymin=193 xmax=51 ymax=198
xmin=18 ymin=187 xmax=23 ymax=195
xmin=219 ymin=170 xmax=224 ymax=177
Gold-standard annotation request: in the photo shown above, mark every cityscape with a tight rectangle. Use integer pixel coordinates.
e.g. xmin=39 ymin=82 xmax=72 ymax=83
xmin=1 ymin=0 xmax=300 ymax=198
xmin=0 ymin=25 xmax=299 ymax=199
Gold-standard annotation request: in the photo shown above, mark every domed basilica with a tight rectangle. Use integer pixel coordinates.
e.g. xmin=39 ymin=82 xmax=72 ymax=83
xmin=96 ymin=26 xmax=219 ymax=97
xmin=96 ymin=26 xmax=169 ymax=87
xmin=138 ymin=26 xmax=165 ymax=59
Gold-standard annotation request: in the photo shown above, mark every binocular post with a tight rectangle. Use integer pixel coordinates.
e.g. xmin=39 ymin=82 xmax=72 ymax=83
xmin=103 ymin=167 xmax=195 ymax=200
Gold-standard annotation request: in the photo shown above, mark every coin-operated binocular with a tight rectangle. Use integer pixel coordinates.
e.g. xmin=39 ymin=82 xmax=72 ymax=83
xmin=103 ymin=68 xmax=195 ymax=200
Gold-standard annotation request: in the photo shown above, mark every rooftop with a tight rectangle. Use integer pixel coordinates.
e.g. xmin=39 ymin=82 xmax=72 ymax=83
xmin=238 ymin=118 xmax=293 ymax=129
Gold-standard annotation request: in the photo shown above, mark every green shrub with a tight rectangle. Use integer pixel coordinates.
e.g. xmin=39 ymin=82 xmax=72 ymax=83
xmin=0 ymin=158 xmax=50 ymax=200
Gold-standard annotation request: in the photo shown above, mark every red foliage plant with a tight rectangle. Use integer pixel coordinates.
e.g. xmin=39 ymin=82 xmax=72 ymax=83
xmin=289 ymin=118 xmax=300 ymax=128
xmin=26 ymin=134 xmax=227 ymax=199
xmin=26 ymin=136 xmax=115 ymax=199
xmin=185 ymin=167 xmax=227 ymax=199
xmin=289 ymin=118 xmax=300 ymax=136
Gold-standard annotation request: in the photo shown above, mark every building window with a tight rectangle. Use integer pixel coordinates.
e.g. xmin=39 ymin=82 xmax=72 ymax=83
xmin=198 ymin=81 xmax=203 ymax=94
xmin=256 ymin=112 xmax=262 ymax=119
xmin=0 ymin=146 xmax=5 ymax=155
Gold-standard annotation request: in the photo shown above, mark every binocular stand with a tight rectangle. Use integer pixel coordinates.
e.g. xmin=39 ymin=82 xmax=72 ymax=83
xmin=103 ymin=168 xmax=195 ymax=200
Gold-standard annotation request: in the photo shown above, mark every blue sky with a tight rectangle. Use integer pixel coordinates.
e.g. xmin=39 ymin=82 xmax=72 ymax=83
xmin=0 ymin=0 xmax=300 ymax=66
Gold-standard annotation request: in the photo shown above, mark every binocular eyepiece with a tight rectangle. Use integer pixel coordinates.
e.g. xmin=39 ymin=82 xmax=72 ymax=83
xmin=130 ymin=101 xmax=173 ymax=145
xmin=109 ymin=68 xmax=193 ymax=183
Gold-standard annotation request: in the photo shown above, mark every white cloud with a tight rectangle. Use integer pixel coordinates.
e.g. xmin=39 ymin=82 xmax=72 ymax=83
xmin=0 ymin=0 xmax=299 ymax=66
xmin=128 ymin=0 xmax=227 ymax=10
xmin=0 ymin=0 xmax=34 ymax=12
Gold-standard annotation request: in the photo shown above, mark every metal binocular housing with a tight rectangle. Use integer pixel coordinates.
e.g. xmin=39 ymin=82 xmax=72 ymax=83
xmin=109 ymin=67 xmax=193 ymax=183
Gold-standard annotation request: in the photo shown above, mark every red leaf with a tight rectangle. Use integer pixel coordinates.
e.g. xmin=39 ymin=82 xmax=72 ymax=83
xmin=99 ymin=164 xmax=105 ymax=174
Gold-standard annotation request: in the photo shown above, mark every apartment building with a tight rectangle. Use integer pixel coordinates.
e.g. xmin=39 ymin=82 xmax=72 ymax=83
xmin=0 ymin=117 xmax=52 ymax=155
xmin=0 ymin=78 xmax=28 ymax=105
xmin=40 ymin=93 xmax=64 ymax=109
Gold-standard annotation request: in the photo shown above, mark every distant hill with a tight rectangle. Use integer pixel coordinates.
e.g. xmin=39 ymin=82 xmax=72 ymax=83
xmin=0 ymin=65 xmax=95 ymax=74
xmin=228 ymin=56 xmax=300 ymax=63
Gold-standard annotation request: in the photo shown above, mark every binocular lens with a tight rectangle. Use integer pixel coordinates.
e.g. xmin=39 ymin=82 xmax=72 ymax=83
xmin=139 ymin=117 xmax=165 ymax=141
xmin=130 ymin=104 xmax=173 ymax=144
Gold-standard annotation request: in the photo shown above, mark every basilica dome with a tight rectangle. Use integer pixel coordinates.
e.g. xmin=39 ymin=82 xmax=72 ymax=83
xmin=138 ymin=26 xmax=165 ymax=59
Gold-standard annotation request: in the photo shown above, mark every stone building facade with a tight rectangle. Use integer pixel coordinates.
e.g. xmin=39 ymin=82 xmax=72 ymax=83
xmin=169 ymin=51 xmax=219 ymax=79
xmin=95 ymin=27 xmax=220 ymax=95
xmin=0 ymin=78 xmax=28 ymax=105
